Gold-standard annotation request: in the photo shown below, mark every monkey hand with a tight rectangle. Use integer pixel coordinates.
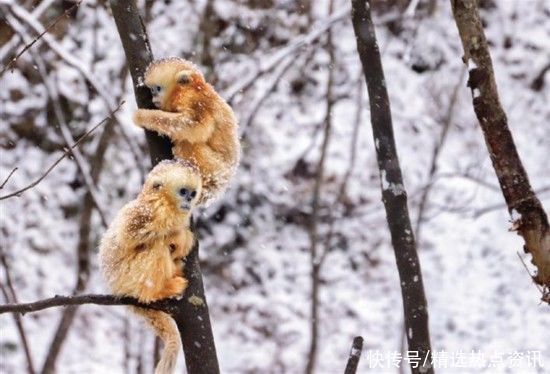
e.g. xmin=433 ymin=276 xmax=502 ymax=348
xmin=161 ymin=276 xmax=189 ymax=299
xmin=133 ymin=109 xmax=151 ymax=127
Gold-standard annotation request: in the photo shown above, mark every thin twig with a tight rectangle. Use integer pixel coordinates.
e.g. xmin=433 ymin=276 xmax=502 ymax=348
xmin=0 ymin=0 xmax=56 ymax=63
xmin=40 ymin=62 xmax=129 ymax=374
xmin=0 ymin=0 xmax=82 ymax=77
xmin=224 ymin=5 xmax=351 ymax=102
xmin=6 ymin=15 xmax=109 ymax=225
xmin=0 ymin=167 xmax=18 ymax=189
xmin=414 ymin=66 xmax=467 ymax=242
xmin=0 ymin=102 xmax=124 ymax=201
xmin=305 ymin=3 xmax=336 ymax=373
xmin=240 ymin=55 xmax=298 ymax=138
xmin=473 ymin=186 xmax=550 ymax=218
xmin=316 ymin=75 xmax=364 ymax=271
xmin=0 ymin=253 xmax=35 ymax=374
xmin=5 ymin=2 xmax=144 ymax=169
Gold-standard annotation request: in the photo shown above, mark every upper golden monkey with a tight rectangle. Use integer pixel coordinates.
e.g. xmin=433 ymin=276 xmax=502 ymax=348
xmin=133 ymin=58 xmax=240 ymax=205
xmin=99 ymin=160 xmax=201 ymax=374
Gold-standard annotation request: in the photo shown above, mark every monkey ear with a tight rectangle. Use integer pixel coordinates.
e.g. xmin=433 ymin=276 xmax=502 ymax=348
xmin=152 ymin=182 xmax=162 ymax=190
xmin=175 ymin=70 xmax=192 ymax=85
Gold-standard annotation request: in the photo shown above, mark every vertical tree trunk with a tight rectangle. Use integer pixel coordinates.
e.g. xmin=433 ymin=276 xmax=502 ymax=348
xmin=450 ymin=0 xmax=550 ymax=300
xmin=343 ymin=336 xmax=364 ymax=374
xmin=350 ymin=1 xmax=434 ymax=373
xmin=109 ymin=1 xmax=221 ymax=372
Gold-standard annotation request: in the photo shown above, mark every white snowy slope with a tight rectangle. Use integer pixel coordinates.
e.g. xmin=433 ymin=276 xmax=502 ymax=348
xmin=0 ymin=0 xmax=548 ymax=373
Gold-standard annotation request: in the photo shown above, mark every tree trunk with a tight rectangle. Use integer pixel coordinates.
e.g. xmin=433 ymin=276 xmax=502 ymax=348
xmin=109 ymin=0 xmax=221 ymax=372
xmin=450 ymin=0 xmax=550 ymax=300
xmin=351 ymin=1 xmax=434 ymax=372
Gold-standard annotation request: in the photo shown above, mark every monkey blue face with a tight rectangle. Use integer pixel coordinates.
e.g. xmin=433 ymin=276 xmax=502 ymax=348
xmin=146 ymin=160 xmax=203 ymax=212
xmin=149 ymin=84 xmax=165 ymax=108
xmin=177 ymin=186 xmax=198 ymax=211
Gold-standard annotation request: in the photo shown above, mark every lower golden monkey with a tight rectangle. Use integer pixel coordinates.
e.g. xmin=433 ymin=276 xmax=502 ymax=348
xmin=133 ymin=57 xmax=240 ymax=205
xmin=99 ymin=160 xmax=201 ymax=374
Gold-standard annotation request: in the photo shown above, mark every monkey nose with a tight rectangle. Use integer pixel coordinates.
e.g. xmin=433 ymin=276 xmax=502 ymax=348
xmin=179 ymin=188 xmax=197 ymax=202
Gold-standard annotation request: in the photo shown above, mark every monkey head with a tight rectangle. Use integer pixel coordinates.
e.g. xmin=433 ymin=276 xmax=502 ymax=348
xmin=143 ymin=159 xmax=202 ymax=213
xmin=143 ymin=58 xmax=207 ymax=111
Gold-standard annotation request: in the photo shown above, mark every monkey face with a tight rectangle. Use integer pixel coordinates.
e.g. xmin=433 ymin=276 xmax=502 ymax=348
xmin=144 ymin=58 xmax=202 ymax=109
xmin=146 ymin=160 xmax=202 ymax=213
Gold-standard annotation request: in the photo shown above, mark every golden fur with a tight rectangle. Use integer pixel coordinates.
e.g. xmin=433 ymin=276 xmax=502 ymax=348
xmin=99 ymin=160 xmax=201 ymax=374
xmin=133 ymin=58 xmax=240 ymax=205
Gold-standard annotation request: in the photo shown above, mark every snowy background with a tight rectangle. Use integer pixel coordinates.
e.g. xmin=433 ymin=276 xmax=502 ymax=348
xmin=1 ymin=0 xmax=549 ymax=373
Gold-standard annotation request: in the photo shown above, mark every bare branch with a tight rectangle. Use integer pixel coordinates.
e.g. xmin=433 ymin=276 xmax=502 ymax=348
xmin=224 ymin=5 xmax=351 ymax=102
xmin=40 ymin=67 xmax=130 ymax=374
xmin=305 ymin=3 xmax=336 ymax=372
xmin=0 ymin=102 xmax=125 ymax=201
xmin=0 ymin=294 xmax=171 ymax=315
xmin=239 ymin=55 xmax=297 ymax=138
xmin=5 ymin=14 xmax=109 ymax=226
xmin=472 ymin=186 xmax=550 ymax=219
xmin=344 ymin=336 xmax=364 ymax=374
xmin=0 ymin=167 xmax=18 ymax=189
xmin=0 ymin=253 xmax=35 ymax=374
xmin=0 ymin=0 xmax=55 ymax=63
xmin=414 ymin=66 xmax=466 ymax=242
xmin=5 ymin=2 xmax=144 ymax=168
xmin=0 ymin=0 xmax=82 ymax=77
xmin=351 ymin=1 xmax=433 ymax=372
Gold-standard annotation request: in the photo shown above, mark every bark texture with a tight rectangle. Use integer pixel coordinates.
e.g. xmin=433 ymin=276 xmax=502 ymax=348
xmin=344 ymin=336 xmax=363 ymax=374
xmin=351 ymin=1 xmax=434 ymax=372
xmin=109 ymin=0 xmax=221 ymax=372
xmin=451 ymin=0 xmax=550 ymax=297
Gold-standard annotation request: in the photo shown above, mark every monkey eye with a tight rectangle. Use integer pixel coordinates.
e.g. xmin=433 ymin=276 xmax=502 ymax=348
xmin=152 ymin=182 xmax=162 ymax=190
xmin=150 ymin=85 xmax=162 ymax=94
xmin=190 ymin=191 xmax=197 ymax=199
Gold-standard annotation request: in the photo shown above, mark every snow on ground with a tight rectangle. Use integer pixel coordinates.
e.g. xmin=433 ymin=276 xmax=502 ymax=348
xmin=1 ymin=0 xmax=549 ymax=373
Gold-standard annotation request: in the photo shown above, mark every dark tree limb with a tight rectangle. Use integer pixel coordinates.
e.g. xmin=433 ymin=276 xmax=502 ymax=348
xmin=0 ymin=294 xmax=182 ymax=315
xmin=109 ymin=1 xmax=220 ymax=372
xmin=451 ymin=0 xmax=550 ymax=298
xmin=351 ymin=1 xmax=434 ymax=373
xmin=344 ymin=336 xmax=363 ymax=374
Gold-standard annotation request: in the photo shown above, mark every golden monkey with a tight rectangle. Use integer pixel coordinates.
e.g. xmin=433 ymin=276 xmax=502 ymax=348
xmin=99 ymin=160 xmax=202 ymax=374
xmin=133 ymin=57 xmax=240 ymax=205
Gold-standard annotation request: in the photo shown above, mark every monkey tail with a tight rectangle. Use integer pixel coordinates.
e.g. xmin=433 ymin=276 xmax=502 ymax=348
xmin=132 ymin=307 xmax=180 ymax=374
